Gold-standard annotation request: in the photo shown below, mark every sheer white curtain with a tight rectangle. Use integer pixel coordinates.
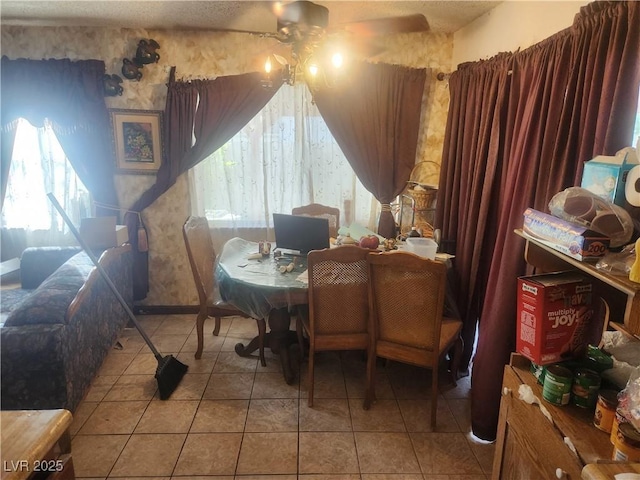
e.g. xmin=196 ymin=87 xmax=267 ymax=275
xmin=189 ymin=83 xmax=377 ymax=237
xmin=1 ymin=118 xmax=91 ymax=253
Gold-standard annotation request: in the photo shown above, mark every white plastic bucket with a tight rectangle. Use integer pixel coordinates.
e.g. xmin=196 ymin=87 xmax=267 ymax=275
xmin=405 ymin=237 xmax=438 ymax=260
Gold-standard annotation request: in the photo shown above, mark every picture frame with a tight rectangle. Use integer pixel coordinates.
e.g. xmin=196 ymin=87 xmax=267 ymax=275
xmin=110 ymin=109 xmax=163 ymax=174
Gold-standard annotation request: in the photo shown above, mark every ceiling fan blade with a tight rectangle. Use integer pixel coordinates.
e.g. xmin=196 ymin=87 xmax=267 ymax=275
xmin=339 ymin=14 xmax=429 ymax=37
xmin=343 ymin=37 xmax=387 ymax=59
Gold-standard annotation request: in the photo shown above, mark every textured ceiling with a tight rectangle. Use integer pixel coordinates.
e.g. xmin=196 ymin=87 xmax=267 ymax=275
xmin=0 ymin=1 xmax=502 ymax=34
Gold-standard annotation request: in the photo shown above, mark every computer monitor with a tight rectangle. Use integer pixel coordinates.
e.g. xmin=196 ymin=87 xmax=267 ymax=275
xmin=272 ymin=213 xmax=330 ymax=255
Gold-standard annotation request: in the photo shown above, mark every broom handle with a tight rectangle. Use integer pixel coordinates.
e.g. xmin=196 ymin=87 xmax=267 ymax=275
xmin=47 ymin=193 xmax=161 ymax=358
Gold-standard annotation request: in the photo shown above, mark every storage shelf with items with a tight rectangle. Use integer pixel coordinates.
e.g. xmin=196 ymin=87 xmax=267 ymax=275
xmin=492 ymin=354 xmax=633 ymax=480
xmin=515 ymin=228 xmax=640 ymax=338
xmin=495 ymin=229 xmax=640 ymax=479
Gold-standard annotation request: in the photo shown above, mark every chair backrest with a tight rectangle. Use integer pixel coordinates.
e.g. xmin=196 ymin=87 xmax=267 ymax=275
xmin=292 ymin=203 xmax=340 ymax=238
xmin=183 ymin=216 xmax=215 ymax=306
xmin=307 ymin=245 xmax=369 ymax=338
xmin=367 ymin=251 xmax=447 ymax=358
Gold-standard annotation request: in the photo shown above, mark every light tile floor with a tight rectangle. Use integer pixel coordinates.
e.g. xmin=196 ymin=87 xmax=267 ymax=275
xmin=71 ymin=314 xmax=495 ymax=479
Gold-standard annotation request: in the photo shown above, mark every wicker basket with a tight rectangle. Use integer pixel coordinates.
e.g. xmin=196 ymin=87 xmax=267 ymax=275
xmin=407 ymin=187 xmax=437 ymax=211
xmin=416 ymin=220 xmax=435 ymax=238
xmin=409 ymin=160 xmax=440 ymax=187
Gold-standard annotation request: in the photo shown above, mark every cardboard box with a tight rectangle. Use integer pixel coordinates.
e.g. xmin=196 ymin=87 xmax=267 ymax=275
xmin=581 ymin=151 xmax=638 ymax=206
xmin=80 ymin=217 xmax=128 ymax=249
xmin=522 ymin=208 xmax=609 ymax=261
xmin=517 ymin=272 xmax=594 ymax=365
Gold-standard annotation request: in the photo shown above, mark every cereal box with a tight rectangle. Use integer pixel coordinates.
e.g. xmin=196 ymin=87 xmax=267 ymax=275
xmin=517 ymin=271 xmax=594 ymax=365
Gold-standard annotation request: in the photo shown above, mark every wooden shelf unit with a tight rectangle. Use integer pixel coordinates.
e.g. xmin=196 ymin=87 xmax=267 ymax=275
xmin=492 ymin=354 xmax=614 ymax=479
xmin=494 ymin=230 xmax=640 ymax=479
xmin=515 ymin=229 xmax=640 ymax=338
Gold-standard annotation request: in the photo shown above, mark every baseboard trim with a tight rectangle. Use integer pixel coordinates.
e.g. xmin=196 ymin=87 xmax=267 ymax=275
xmin=133 ymin=305 xmax=199 ymax=315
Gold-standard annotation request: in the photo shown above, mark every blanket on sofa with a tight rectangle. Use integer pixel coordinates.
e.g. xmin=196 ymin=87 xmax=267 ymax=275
xmin=1 ymin=246 xmax=132 ymax=412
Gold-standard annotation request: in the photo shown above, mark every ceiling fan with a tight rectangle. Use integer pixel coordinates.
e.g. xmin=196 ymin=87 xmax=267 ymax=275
xmin=273 ymin=1 xmax=428 ymax=61
xmin=269 ymin=1 xmax=429 ymax=42
xmin=214 ymin=1 xmax=430 ymax=87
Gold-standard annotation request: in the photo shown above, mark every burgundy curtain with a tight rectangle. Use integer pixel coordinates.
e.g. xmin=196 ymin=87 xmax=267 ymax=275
xmin=125 ymin=68 xmax=283 ymax=299
xmin=1 ymin=56 xmax=118 ymax=213
xmin=436 ymin=1 xmax=640 ymax=441
xmin=436 ymin=53 xmax=514 ymax=375
xmin=314 ymin=62 xmax=427 ymax=238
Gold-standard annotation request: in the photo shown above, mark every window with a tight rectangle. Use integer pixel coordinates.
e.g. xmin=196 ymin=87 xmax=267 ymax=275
xmin=2 ymin=118 xmax=91 ymax=241
xmin=190 ymin=83 xmax=377 ymax=230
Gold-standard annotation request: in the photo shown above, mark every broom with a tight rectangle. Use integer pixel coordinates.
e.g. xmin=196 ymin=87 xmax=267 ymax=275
xmin=47 ymin=193 xmax=188 ymax=399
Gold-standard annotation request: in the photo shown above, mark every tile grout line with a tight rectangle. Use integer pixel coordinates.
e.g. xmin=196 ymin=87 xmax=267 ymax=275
xmin=72 ymin=314 xmax=485 ymax=478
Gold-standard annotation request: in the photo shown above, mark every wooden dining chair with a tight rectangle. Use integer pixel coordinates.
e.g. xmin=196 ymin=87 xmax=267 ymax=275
xmin=292 ymin=203 xmax=340 ymax=238
xmin=297 ymin=245 xmax=370 ymax=406
xmin=182 ymin=216 xmax=266 ymax=364
xmin=364 ymin=250 xmax=463 ymax=430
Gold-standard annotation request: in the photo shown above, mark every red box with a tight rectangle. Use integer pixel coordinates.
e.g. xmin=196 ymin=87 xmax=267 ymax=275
xmin=517 ymin=271 xmax=594 ymax=365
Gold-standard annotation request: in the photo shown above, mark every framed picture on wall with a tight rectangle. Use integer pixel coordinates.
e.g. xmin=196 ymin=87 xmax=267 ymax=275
xmin=110 ymin=109 xmax=163 ymax=174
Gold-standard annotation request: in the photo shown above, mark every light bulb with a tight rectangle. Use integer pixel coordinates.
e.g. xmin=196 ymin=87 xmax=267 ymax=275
xmin=264 ymin=57 xmax=272 ymax=74
xmin=308 ymin=64 xmax=319 ymax=76
xmin=331 ymin=53 xmax=343 ymax=68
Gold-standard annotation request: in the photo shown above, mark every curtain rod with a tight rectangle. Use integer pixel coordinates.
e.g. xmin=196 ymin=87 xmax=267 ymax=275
xmin=436 ymin=70 xmax=514 ymax=81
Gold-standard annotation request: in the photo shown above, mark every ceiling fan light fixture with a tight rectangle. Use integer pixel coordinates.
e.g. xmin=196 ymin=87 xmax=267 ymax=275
xmin=261 ymin=0 xmax=424 ymax=93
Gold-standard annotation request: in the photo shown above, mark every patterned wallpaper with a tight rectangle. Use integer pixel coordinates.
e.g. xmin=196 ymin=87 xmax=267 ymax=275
xmin=1 ymin=26 xmax=453 ymax=305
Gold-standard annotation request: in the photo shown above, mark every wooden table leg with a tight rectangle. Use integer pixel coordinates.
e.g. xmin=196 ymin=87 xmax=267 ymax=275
xmin=234 ymin=307 xmax=298 ymax=384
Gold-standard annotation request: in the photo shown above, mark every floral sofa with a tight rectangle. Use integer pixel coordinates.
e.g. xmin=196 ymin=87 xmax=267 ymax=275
xmin=1 ymin=244 xmax=132 ymax=412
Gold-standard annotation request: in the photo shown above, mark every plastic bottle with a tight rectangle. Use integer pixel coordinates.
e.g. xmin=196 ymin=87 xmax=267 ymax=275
xmin=630 ymin=238 xmax=640 ymax=283
xmin=408 ymin=226 xmax=421 ymax=238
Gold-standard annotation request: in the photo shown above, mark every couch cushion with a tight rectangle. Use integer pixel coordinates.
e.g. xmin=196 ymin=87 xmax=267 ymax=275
xmin=4 ymin=252 xmax=94 ymax=327
xmin=20 ymin=246 xmax=82 ymax=289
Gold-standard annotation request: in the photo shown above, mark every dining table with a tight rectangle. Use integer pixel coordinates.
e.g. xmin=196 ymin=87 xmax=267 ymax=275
xmin=215 ymin=236 xmax=462 ymax=384
xmin=215 ymin=237 xmax=309 ymax=384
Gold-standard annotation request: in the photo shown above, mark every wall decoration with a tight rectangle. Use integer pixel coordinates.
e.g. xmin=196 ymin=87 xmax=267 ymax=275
xmin=103 ymin=73 xmax=124 ymax=96
xmin=121 ymin=39 xmax=161 ymax=81
xmin=110 ymin=109 xmax=163 ymax=174
xmin=121 ymin=58 xmax=143 ymax=80
xmin=135 ymin=39 xmax=161 ymax=65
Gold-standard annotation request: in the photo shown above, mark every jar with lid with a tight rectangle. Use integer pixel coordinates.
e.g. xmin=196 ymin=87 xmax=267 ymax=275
xmin=593 ymin=389 xmax=618 ymax=432
xmin=612 ymin=423 xmax=640 ymax=462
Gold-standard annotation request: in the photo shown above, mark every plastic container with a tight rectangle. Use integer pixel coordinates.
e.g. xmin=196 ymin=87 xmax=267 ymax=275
xmin=630 ymin=238 xmax=640 ymax=283
xmin=405 ymin=237 xmax=438 ymax=260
